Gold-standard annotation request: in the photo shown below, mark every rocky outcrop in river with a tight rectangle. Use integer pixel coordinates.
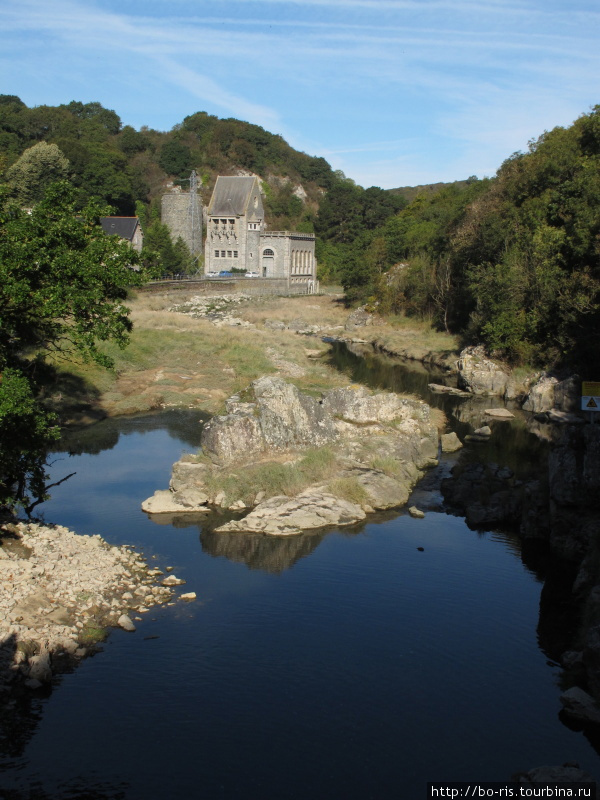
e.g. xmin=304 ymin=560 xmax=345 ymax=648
xmin=142 ymin=377 xmax=439 ymax=534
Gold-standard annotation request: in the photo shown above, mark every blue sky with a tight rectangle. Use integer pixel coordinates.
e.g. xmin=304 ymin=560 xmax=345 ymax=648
xmin=1 ymin=0 xmax=599 ymax=189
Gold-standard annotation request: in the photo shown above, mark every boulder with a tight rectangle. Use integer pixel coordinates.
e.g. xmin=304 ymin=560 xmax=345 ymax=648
xmin=348 ymin=468 xmax=411 ymax=510
xmin=215 ymin=491 xmax=366 ymax=535
xmin=559 ymin=686 xmax=600 ymax=725
xmin=322 ymin=385 xmax=408 ymax=424
xmin=201 ymin=412 xmax=264 ymax=465
xmin=456 ymin=346 xmax=509 ymax=396
xmin=523 ymin=374 xmax=558 ymax=413
xmin=141 ymin=490 xmax=210 ymax=514
xmin=345 ymin=305 xmax=376 ymax=330
xmin=441 ymin=432 xmax=463 ymax=452
xmin=117 ymin=614 xmax=136 ymax=632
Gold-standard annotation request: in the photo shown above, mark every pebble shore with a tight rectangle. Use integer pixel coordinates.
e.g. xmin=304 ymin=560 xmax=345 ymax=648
xmin=0 ymin=518 xmax=189 ymax=692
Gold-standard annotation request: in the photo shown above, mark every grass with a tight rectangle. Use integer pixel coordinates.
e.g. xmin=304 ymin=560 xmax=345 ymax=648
xmin=326 ymin=476 xmax=369 ymax=505
xmin=203 ymin=446 xmax=339 ymax=505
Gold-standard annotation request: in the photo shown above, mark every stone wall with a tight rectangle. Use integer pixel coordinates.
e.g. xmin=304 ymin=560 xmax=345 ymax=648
xmin=161 ymin=192 xmax=202 ymax=256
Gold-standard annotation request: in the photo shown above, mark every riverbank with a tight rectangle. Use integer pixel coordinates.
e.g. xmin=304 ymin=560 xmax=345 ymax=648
xmin=0 ymin=517 xmax=192 ymax=693
xmin=45 ymin=289 xmax=461 ymax=427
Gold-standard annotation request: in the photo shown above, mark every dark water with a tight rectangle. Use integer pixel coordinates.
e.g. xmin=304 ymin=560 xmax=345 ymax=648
xmin=1 ymin=358 xmax=599 ymax=798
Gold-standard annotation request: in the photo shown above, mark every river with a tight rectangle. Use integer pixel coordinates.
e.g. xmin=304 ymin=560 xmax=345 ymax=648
xmin=1 ymin=346 xmax=598 ymax=799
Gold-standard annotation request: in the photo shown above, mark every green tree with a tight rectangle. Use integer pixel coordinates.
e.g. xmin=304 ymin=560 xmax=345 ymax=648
xmin=5 ymin=141 xmax=70 ymax=205
xmin=0 ymin=181 xmax=146 ymax=510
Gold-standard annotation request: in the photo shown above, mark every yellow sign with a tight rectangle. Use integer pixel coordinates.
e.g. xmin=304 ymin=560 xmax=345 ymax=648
xmin=582 ymin=381 xmax=600 ymax=411
xmin=582 ymin=382 xmax=600 ymax=396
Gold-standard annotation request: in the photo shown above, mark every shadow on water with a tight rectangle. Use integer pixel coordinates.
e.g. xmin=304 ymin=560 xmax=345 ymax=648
xmin=53 ymin=408 xmax=209 ymax=456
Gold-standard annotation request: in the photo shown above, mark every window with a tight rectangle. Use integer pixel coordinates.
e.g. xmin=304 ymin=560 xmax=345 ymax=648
xmin=263 ymin=248 xmax=274 ymax=256
xmin=214 ymin=250 xmax=220 ymax=257
xmin=227 ymin=250 xmax=232 ymax=258
xmin=233 ymin=251 xmax=238 ymax=258
xmin=220 ymin=219 xmax=227 ymax=225
xmin=221 ymin=250 xmax=226 ymax=257
xmin=228 ymin=219 xmax=235 ymax=225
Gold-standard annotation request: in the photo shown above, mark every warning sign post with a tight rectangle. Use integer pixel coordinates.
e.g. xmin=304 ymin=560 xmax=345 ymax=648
xmin=582 ymin=382 xmax=600 ymax=417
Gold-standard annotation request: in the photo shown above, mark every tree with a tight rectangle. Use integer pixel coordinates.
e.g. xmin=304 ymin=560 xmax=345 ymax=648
xmin=5 ymin=141 xmax=70 ymax=205
xmin=0 ymin=181 xmax=146 ymax=510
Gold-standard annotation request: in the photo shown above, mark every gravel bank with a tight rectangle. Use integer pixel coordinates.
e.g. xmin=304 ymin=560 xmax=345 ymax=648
xmin=0 ymin=519 xmax=189 ymax=692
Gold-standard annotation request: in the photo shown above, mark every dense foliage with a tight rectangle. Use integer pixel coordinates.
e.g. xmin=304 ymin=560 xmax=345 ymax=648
xmin=0 ymin=182 xmax=146 ymax=510
xmin=341 ymin=108 xmax=600 ymax=373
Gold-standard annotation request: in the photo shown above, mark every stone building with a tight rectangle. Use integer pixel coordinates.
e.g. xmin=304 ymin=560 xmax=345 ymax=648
xmin=161 ymin=188 xmax=202 ymax=257
xmin=204 ymin=176 xmax=316 ymax=288
xmin=100 ymin=216 xmax=144 ymax=252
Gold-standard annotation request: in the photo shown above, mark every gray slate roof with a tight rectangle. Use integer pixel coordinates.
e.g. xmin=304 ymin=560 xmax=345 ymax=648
xmin=100 ymin=217 xmax=140 ymax=241
xmin=209 ymin=176 xmax=257 ymax=216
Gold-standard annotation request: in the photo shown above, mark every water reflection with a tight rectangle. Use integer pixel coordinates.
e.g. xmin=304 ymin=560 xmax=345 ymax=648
xmin=55 ymin=408 xmax=208 ymax=456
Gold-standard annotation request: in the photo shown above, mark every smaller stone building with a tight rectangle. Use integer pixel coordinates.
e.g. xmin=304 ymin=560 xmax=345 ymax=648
xmin=100 ymin=217 xmax=144 ymax=252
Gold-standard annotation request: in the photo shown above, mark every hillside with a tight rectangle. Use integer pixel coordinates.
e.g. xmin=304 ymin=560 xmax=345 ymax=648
xmin=388 ymin=178 xmax=477 ymax=204
xmin=0 ymin=96 xmax=336 ymax=231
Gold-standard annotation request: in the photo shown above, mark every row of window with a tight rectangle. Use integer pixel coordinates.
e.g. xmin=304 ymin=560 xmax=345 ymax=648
xmin=214 ymin=250 xmax=239 ymax=258
xmin=209 ymin=218 xmax=262 ymax=231
xmin=291 ymin=249 xmax=313 ymax=274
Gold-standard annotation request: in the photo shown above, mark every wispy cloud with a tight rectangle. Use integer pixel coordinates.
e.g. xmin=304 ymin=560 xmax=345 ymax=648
xmin=1 ymin=0 xmax=598 ymax=187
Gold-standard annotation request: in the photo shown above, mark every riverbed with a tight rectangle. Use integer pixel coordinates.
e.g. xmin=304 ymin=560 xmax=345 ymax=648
xmin=1 ymin=351 xmax=598 ymax=799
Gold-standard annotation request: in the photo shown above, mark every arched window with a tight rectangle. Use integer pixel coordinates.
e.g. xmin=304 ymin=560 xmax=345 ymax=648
xmin=263 ymin=248 xmax=274 ymax=256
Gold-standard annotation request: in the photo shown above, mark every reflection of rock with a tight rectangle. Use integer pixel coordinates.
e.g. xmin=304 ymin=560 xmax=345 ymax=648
xmin=514 ymin=765 xmax=597 ymax=786
xmin=441 ymin=462 xmax=522 ymax=530
xmin=200 ymin=527 xmax=326 ymax=573
xmin=456 ymin=346 xmax=509 ymax=396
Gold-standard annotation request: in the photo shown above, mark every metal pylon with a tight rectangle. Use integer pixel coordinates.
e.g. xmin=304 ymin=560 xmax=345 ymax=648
xmin=187 ymin=170 xmax=202 ymax=257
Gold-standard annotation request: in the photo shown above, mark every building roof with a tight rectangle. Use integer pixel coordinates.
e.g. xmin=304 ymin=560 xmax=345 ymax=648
xmin=208 ymin=176 xmax=259 ymax=216
xmin=100 ymin=217 xmax=140 ymax=241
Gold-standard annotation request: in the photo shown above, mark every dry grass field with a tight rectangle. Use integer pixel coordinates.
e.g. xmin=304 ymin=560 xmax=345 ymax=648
xmin=47 ymin=288 xmax=460 ymax=425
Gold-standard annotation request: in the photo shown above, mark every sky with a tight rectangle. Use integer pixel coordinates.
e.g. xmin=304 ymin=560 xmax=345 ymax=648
xmin=1 ymin=0 xmax=599 ymax=189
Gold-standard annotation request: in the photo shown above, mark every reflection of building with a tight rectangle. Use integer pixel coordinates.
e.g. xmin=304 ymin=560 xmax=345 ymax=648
xmin=100 ymin=217 xmax=144 ymax=252
xmin=204 ymin=176 xmax=317 ymax=289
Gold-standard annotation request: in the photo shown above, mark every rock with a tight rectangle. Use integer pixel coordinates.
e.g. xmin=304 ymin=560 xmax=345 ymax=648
xmin=215 ymin=491 xmax=366 ymax=535
xmin=173 ymin=487 xmax=209 ymax=508
xmin=523 ymin=374 xmax=558 ymax=413
xmin=345 ymin=305 xmax=376 ymax=330
xmin=408 ymin=506 xmax=425 ymax=518
xmin=322 ymin=385 xmax=408 ymax=424
xmin=456 ymin=346 xmax=510 ymax=396
xmin=474 ymin=425 xmax=491 ymax=437
xmin=117 ymin=614 xmax=136 ymax=632
xmin=428 ymin=383 xmax=471 ymax=398
xmin=560 ymin=686 xmax=600 ymax=725
xmin=350 ymin=468 xmax=411 ymax=510
xmin=484 ymin=408 xmax=515 ymax=418
xmin=28 ymin=653 xmax=52 ymax=683
xmin=162 ymin=575 xmax=186 ymax=586
xmin=201 ymin=412 xmax=265 ymax=465
xmin=180 ymin=592 xmax=197 ymax=601
xmin=555 ymin=374 xmax=580 ymax=412
xmin=141 ymin=488 xmax=210 ymax=514
xmin=440 ymin=432 xmax=463 ymax=452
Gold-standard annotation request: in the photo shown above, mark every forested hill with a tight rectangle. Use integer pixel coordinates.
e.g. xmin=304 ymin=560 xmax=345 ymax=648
xmin=388 ymin=178 xmax=476 ymax=205
xmin=0 ymin=96 xmax=401 ymax=233
xmin=336 ymin=106 xmax=600 ymax=374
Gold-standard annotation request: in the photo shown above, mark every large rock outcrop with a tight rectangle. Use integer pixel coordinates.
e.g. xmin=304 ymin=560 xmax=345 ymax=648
xmin=456 ymin=346 xmax=510 ymax=396
xmin=142 ymin=377 xmax=439 ymax=534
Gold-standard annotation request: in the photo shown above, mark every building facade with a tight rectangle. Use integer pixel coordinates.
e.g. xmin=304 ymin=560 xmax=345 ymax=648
xmin=100 ymin=217 xmax=144 ymax=252
xmin=203 ymin=176 xmax=316 ymax=288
